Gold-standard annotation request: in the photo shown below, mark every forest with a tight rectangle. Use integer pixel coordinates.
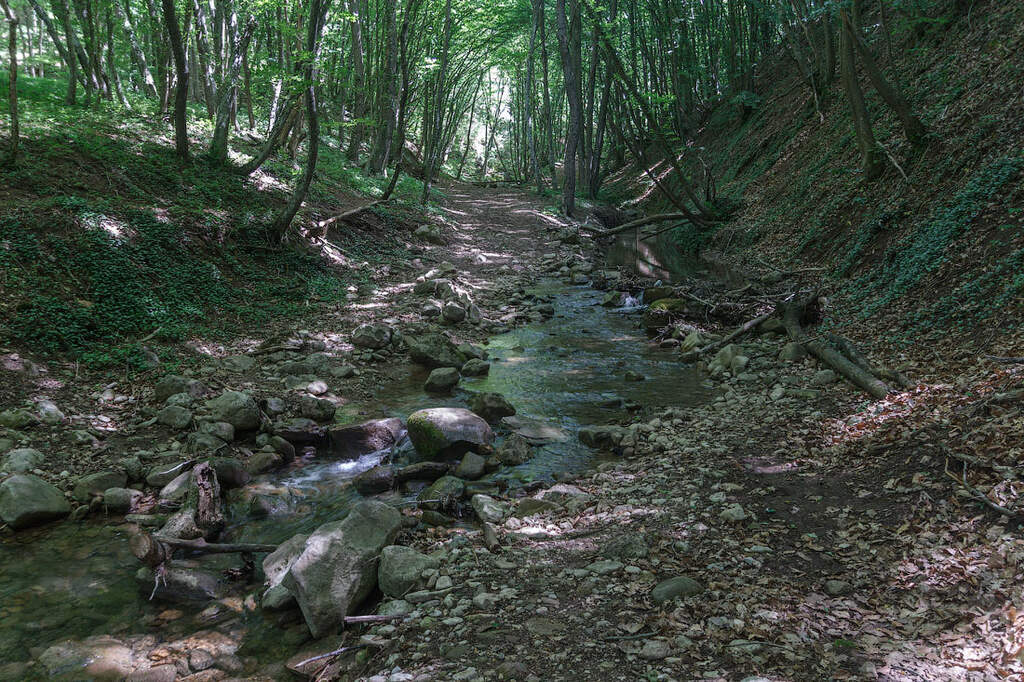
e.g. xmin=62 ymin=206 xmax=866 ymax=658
xmin=0 ymin=0 xmax=1022 ymax=679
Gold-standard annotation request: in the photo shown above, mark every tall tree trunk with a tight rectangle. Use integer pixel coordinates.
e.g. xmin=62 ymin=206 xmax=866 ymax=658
xmin=208 ymin=13 xmax=256 ymax=163
xmin=115 ymin=0 xmax=157 ymax=97
xmin=162 ymin=0 xmax=189 ymax=159
xmin=538 ymin=0 xmax=556 ymax=189
xmin=190 ymin=0 xmax=217 ymax=117
xmin=344 ymin=0 xmax=366 ymax=162
xmin=1 ymin=0 xmax=18 ymax=164
xmin=556 ymin=0 xmax=582 ymax=216
xmin=456 ymin=71 xmax=482 ymax=180
xmin=526 ymin=0 xmax=542 ymax=193
xmin=420 ymin=0 xmax=452 ymax=204
xmin=369 ymin=0 xmax=398 ymax=173
xmin=269 ymin=0 xmax=327 ymax=241
xmin=839 ymin=9 xmax=883 ymax=180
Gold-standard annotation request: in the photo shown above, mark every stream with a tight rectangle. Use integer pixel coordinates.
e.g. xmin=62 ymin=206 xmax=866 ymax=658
xmin=0 ymin=243 xmax=706 ymax=673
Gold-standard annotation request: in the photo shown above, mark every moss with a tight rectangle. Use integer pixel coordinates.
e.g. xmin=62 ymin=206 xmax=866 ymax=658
xmin=407 ymin=412 xmax=449 ymax=459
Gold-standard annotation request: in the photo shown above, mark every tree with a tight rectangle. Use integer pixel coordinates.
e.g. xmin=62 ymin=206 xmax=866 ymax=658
xmin=1 ymin=0 xmax=17 ymax=164
xmin=162 ymin=0 xmax=190 ymax=159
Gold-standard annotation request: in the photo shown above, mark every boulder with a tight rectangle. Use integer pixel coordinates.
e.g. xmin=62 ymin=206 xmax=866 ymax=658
xmin=407 ymin=408 xmax=494 ymax=459
xmin=415 ymin=224 xmax=444 ymax=244
xmin=154 ymin=375 xmax=207 ymax=403
xmin=442 ymin=302 xmax=466 ymax=323
xmin=146 ymin=461 xmax=193 ymax=487
xmin=36 ymin=400 xmax=65 ymax=425
xmin=424 ymin=367 xmax=460 ymax=394
xmin=0 ymin=474 xmax=71 ymax=529
xmin=247 ymin=450 xmax=283 ymax=475
xmin=156 ymin=405 xmax=193 ymax=430
xmin=298 ymin=395 xmax=337 ymax=422
xmin=377 ymin=545 xmax=439 ymax=598
xmin=651 ymin=576 xmax=704 ymax=604
xmin=1 ymin=447 xmax=45 ymax=474
xmin=468 ymin=392 xmax=516 ymax=423
xmin=779 ymin=342 xmax=807 ymax=362
xmin=261 ymin=533 xmax=308 ymax=610
xmin=495 ymin=435 xmax=534 ymax=466
xmin=643 ymin=298 xmax=688 ymax=330
xmin=281 ymin=501 xmax=402 ymax=637
xmin=328 ymin=418 xmax=406 ymax=458
xmin=471 ymin=494 xmax=507 ymax=523
xmin=198 ymin=420 xmax=235 ymax=442
xmin=103 ymin=487 xmax=143 ymax=512
xmin=206 ymin=457 xmax=250 ymax=489
xmin=0 ymin=408 xmax=36 ymax=430
xmin=352 ymin=465 xmax=395 ymax=495
xmin=136 ymin=565 xmax=224 ymax=602
xmin=536 ymin=484 xmax=590 ymax=506
xmin=461 ymin=358 xmax=490 ymax=376
xmin=405 ymin=333 xmax=466 ymax=369
xmin=418 ymin=475 xmax=465 ymax=511
xmin=352 ymin=324 xmax=393 ymax=349
xmin=578 ymin=425 xmax=625 ymax=449
xmin=274 ymin=418 xmax=328 ymax=447
xmin=206 ymin=391 xmax=260 ymax=431
xmin=222 ymin=355 xmax=256 ymax=373
xmin=454 ymin=452 xmax=486 ymax=480
xmin=643 ymin=286 xmax=674 ymax=303
xmin=395 ymin=461 xmax=449 ymax=483
xmin=38 ymin=636 xmax=134 ymax=680
xmin=73 ymin=470 xmax=128 ymax=503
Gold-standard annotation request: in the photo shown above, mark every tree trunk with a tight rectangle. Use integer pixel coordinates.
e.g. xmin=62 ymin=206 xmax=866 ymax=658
xmin=839 ymin=9 xmax=883 ymax=180
xmin=162 ymin=0 xmax=189 ymax=159
xmin=115 ymin=0 xmax=157 ymax=97
xmin=208 ymin=13 xmax=256 ymax=163
xmin=344 ymin=0 xmax=366 ymax=162
xmin=1 ymin=0 xmax=17 ymax=164
xmin=556 ymin=0 xmax=582 ymax=216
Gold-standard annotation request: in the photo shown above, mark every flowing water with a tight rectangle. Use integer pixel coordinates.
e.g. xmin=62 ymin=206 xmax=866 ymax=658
xmin=0 ymin=278 xmax=707 ymax=671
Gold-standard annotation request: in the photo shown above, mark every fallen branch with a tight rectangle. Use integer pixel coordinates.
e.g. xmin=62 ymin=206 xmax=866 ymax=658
xmin=985 ymin=356 xmax=1024 ymax=364
xmin=317 ymin=200 xmax=389 ymax=230
xmin=602 ymin=631 xmax=658 ymax=641
xmin=944 ymin=461 xmax=1020 ymax=519
xmin=293 ymin=644 xmax=370 ymax=669
xmin=581 ymin=212 xmax=693 ymax=238
xmin=342 ymin=614 xmax=407 ymax=625
xmin=152 ymin=536 xmax=278 ymax=553
xmin=779 ymin=299 xmax=890 ymax=399
xmin=687 ymin=312 xmax=775 ymax=359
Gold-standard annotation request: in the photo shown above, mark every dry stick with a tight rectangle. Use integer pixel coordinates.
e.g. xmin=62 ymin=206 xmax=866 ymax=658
xmin=944 ymin=461 xmax=1020 ymax=519
xmin=342 ymin=614 xmax=407 ymax=625
xmin=581 ymin=212 xmax=693 ymax=238
xmin=985 ymin=356 xmax=1024 ymax=364
xmin=293 ymin=644 xmax=370 ymax=669
xmin=779 ymin=300 xmax=890 ymax=399
xmin=317 ymin=199 xmax=389 ymax=230
xmin=152 ymin=536 xmax=278 ymax=553
xmin=691 ymin=312 xmax=775 ymax=357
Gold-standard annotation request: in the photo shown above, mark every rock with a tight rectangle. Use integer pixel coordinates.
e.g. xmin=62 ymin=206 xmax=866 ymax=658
xmin=601 ymin=291 xmax=623 ymax=307
xmin=270 ymin=435 xmax=296 ymax=462
xmin=424 ymin=367 xmax=460 ymax=394
xmin=421 ymin=301 xmax=442 ymax=318
xmin=779 ymin=342 xmax=808 ymax=362
xmin=407 ymin=408 xmax=494 ymax=459
xmin=514 ymin=497 xmax=560 ymax=517
xmin=639 ymin=639 xmax=671 ymax=661
xmin=36 ymin=400 xmax=65 ymax=425
xmin=643 ymin=298 xmax=688 ymax=330
xmin=651 ymin=576 xmax=704 ymax=604
xmin=378 ymin=545 xmax=440 ymax=598
xmin=601 ymin=532 xmax=649 ymax=560
xmin=624 ymin=370 xmax=645 ymax=382
xmin=825 ymin=579 xmax=852 ymax=596
xmin=154 ymin=375 xmax=207 ymax=403
xmin=643 ymin=286 xmax=674 ymax=302
xmin=495 ymin=434 xmax=534 ymax=465
xmin=222 ymin=355 xmax=256 ymax=373
xmin=328 ymin=418 xmax=406 ymax=458
xmin=585 ymin=559 xmax=623 ymax=575
xmin=205 ymin=457 xmax=250 ymax=488
xmin=812 ymin=369 xmax=838 ymax=386
xmin=247 ymin=450 xmax=283 ymax=475
xmin=0 ymin=474 xmax=71 ymax=529
xmin=713 ymin=344 xmax=740 ymax=370
xmin=1 ymin=447 xmax=45 ymax=473
xmin=274 ymin=418 xmax=328 ymax=447
xmin=137 ymin=565 xmax=223 ymax=602
xmin=103 ymin=487 xmax=143 ymax=512
xmin=156 ymin=405 xmax=193 ymax=430
xmin=395 ymin=461 xmax=449 ymax=483
xmin=206 ymin=390 xmax=260 ymax=431
xmin=73 ymin=470 xmax=128 ymax=503
xmin=146 ymin=461 xmax=193 ymax=487
xmin=471 ymin=494 xmax=507 ymax=523
xmin=351 ymin=323 xmax=393 ymax=349
xmin=719 ymin=503 xmax=750 ymax=522
xmin=199 ymin=421 xmax=235 ymax=442
xmin=468 ymin=392 xmax=516 ymax=423
xmin=442 ymin=301 xmax=466 ymax=323
xmin=39 ymin=636 xmax=134 ymax=679
xmin=454 ymin=453 xmax=486 ymax=480
xmin=578 ymin=425 xmax=624 ymax=449
xmin=189 ymin=649 xmax=215 ymax=672
xmin=418 ymin=475 xmax=465 ymax=511
xmin=298 ymin=395 xmax=337 ymax=422
xmin=466 ymin=304 xmax=482 ymax=324
xmin=353 ymin=465 xmax=395 ymax=495
xmin=759 ymin=318 xmax=786 ymax=334
xmin=525 ymin=617 xmax=566 ymax=636
xmin=405 ymin=333 xmax=466 ymax=369
xmin=159 ymin=470 xmax=192 ymax=502
xmin=281 ymin=500 xmax=402 ymax=637
xmin=261 ymin=533 xmax=308 ymax=609
xmin=0 ymin=408 xmax=36 ymax=430
xmin=461 ymin=358 xmax=490 ymax=376
xmin=536 ymin=484 xmax=590 ymax=506
xmin=415 ymin=224 xmax=444 ymax=244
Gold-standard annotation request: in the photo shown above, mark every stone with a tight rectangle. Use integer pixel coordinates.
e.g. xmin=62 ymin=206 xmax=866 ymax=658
xmin=720 ymin=503 xmax=750 ymax=522
xmin=0 ymin=408 xmax=36 ymax=430
xmin=159 ymin=471 xmax=192 ymax=502
xmin=442 ymin=301 xmax=466 ymax=323
xmin=424 ymin=367 xmax=460 ymax=394
xmin=137 ymin=565 xmax=223 ymax=602
xmin=812 ymin=369 xmax=838 ymax=386
xmin=36 ymin=400 xmax=65 ymax=425
xmin=643 ymin=299 xmax=688 ymax=330
xmin=461 ymin=358 xmax=490 ymax=376
xmin=585 ymin=560 xmax=623 ymax=575
xmin=38 ymin=636 xmax=134 ymax=679
xmin=103 ymin=487 xmax=143 ymax=512
xmin=471 ymin=494 xmax=507 ymax=523
xmin=779 ymin=342 xmax=808 ymax=362
xmin=146 ymin=461 xmax=193 ymax=487
xmin=639 ymin=639 xmax=671 ymax=661
xmin=270 ymin=435 xmax=296 ymax=462
xmin=352 ymin=323 xmax=393 ymax=349
xmin=378 ymin=545 xmax=440 ymax=598
xmin=328 ymin=418 xmax=406 ymax=458
xmin=247 ymin=450 xmax=283 ymax=475
xmin=1 ymin=447 xmax=45 ymax=473
xmin=651 ymin=576 xmax=704 ymax=604
xmin=281 ymin=501 xmax=403 ymax=637
xmin=515 ymin=498 xmax=560 ymax=517
xmin=298 ymin=395 xmax=337 ymax=422
xmin=418 ymin=476 xmax=465 ymax=511
xmin=73 ymin=470 xmax=128 ymax=503
xmin=407 ymin=408 xmax=494 ymax=459
xmin=536 ymin=484 xmax=590 ymax=506
xmin=495 ymin=434 xmax=534 ymax=466
xmin=157 ymin=405 xmax=193 ymax=430
xmin=154 ymin=375 xmax=207 ymax=403
xmin=454 ymin=453 xmax=486 ymax=480
xmin=525 ymin=617 xmax=566 ymax=636
xmin=199 ymin=421 xmax=235 ymax=443
xmin=578 ymin=425 xmax=625 ymax=449
xmin=601 ymin=532 xmax=649 ymax=560
xmin=206 ymin=457 xmax=250 ymax=488
xmin=222 ymin=355 xmax=256 ymax=373
xmin=0 ymin=474 xmax=71 ymax=529
xmin=825 ymin=579 xmax=852 ymax=596
xmin=395 ymin=461 xmax=449 ymax=483
xmin=405 ymin=333 xmax=466 ymax=369
xmin=643 ymin=286 xmax=674 ymax=302
xmin=262 ymin=533 xmax=309 ymax=607
xmin=189 ymin=649 xmax=215 ymax=672
xmin=468 ymin=392 xmax=516 ymax=424
xmin=415 ymin=224 xmax=444 ymax=244
xmin=274 ymin=418 xmax=328 ymax=447
xmin=353 ymin=465 xmax=395 ymax=495
xmin=206 ymin=390 xmax=260 ymax=431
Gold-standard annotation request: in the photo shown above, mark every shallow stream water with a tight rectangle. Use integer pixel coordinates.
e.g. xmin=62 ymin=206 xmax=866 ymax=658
xmin=0 ymin=274 xmax=706 ymax=671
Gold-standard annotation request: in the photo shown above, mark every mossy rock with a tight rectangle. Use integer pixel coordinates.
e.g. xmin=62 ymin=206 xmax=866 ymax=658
xmin=643 ymin=298 xmax=689 ymax=330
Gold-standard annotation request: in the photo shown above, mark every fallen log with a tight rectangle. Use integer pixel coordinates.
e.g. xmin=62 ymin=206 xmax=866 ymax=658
xmin=130 ymin=531 xmax=277 ymax=567
xmin=827 ymin=333 xmax=913 ymax=389
xmin=692 ymin=311 xmax=775 ymax=358
xmin=581 ymin=212 xmax=693 ymax=238
xmin=317 ymin=199 xmax=389 ymax=230
xmin=778 ymin=300 xmax=890 ymax=399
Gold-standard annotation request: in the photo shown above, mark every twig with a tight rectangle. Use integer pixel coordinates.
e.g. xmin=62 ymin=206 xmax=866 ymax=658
xmin=943 ymin=461 xmax=1020 ymax=519
xmin=602 ymin=631 xmax=658 ymax=641
xmin=151 ymin=536 xmax=278 ymax=553
xmin=984 ymin=356 xmax=1024 ymax=364
xmin=342 ymin=614 xmax=407 ymax=625
xmin=293 ymin=644 xmax=369 ymax=668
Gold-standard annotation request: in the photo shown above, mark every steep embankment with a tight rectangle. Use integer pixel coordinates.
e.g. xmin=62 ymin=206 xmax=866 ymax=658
xmin=607 ymin=0 xmax=1023 ymax=366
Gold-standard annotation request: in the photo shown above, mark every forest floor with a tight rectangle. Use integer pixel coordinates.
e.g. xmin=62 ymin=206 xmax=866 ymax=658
xmin=2 ymin=184 xmax=1023 ymax=682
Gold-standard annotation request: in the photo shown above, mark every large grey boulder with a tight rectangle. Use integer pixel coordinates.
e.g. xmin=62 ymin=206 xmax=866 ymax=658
xmin=454 ymin=453 xmax=486 ymax=480
xmin=377 ymin=545 xmax=439 ymax=598
xmin=281 ymin=500 xmax=402 ymax=637
xmin=298 ymin=396 xmax=336 ymax=422
xmin=261 ymin=533 xmax=308 ymax=610
xmin=495 ymin=435 xmax=534 ymax=466
xmin=405 ymin=333 xmax=466 ymax=369
xmin=73 ymin=470 xmax=128 ymax=503
xmin=154 ymin=375 xmax=207 ymax=403
xmin=407 ymin=408 xmax=494 ymax=459
xmin=38 ymin=636 xmax=134 ymax=680
xmin=0 ymin=474 xmax=71 ymax=529
xmin=206 ymin=391 xmax=260 ymax=431
xmin=352 ymin=465 xmax=395 ymax=495
xmin=156 ymin=405 xmax=193 ymax=430
xmin=352 ymin=324 xmax=393 ymax=349
xmin=424 ymin=367 xmax=460 ymax=394
xmin=418 ymin=475 xmax=465 ymax=511
xmin=468 ymin=392 xmax=516 ymax=423
xmin=328 ymin=418 xmax=406 ymax=458
xmin=471 ymin=494 xmax=508 ymax=523
xmin=1 ymin=447 xmax=45 ymax=474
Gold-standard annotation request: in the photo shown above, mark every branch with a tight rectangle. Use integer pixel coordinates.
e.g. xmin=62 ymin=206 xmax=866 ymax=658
xmin=150 ymin=535 xmax=278 ymax=553
xmin=582 ymin=212 xmax=694 ymax=238
xmin=317 ymin=200 xmax=389 ymax=230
